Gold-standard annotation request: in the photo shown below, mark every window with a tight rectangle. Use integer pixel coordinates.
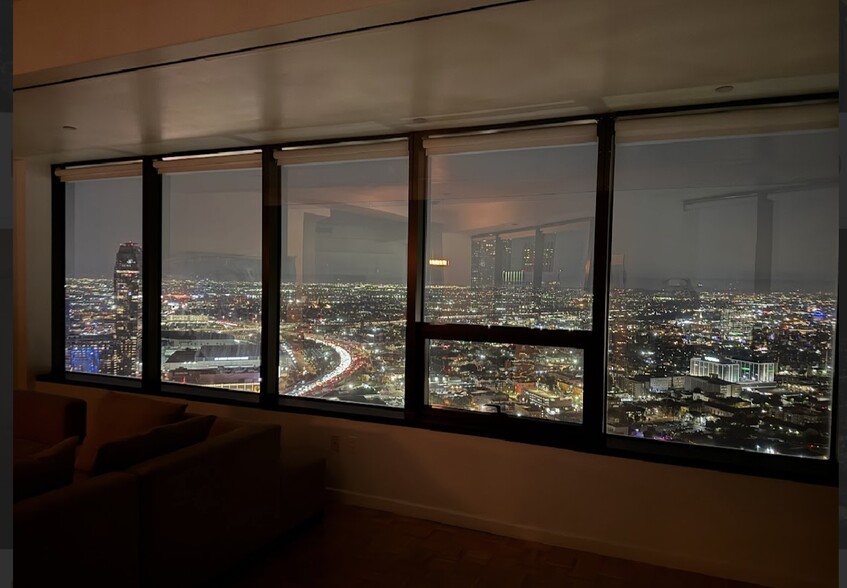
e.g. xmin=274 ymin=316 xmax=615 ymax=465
xmin=424 ymin=125 xmax=598 ymax=330
xmin=159 ymin=158 xmax=263 ymax=392
xmin=421 ymin=124 xmax=598 ymax=423
xmin=276 ymin=142 xmax=409 ymax=407
xmin=63 ymin=169 xmax=143 ymax=379
xmin=607 ymin=105 xmax=838 ymax=459
xmin=52 ymin=97 xmax=839 ymax=481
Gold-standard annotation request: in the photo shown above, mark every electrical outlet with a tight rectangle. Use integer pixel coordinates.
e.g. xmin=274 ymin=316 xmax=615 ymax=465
xmin=330 ymin=435 xmax=340 ymax=453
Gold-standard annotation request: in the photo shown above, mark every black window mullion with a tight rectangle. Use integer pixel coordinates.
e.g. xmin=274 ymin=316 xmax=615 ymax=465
xmin=51 ymin=166 xmax=66 ymax=376
xmin=586 ymin=116 xmax=615 ymax=440
xmin=406 ymin=133 xmax=427 ymax=420
xmin=141 ymin=158 xmax=163 ymax=392
xmin=261 ymin=148 xmax=282 ymax=405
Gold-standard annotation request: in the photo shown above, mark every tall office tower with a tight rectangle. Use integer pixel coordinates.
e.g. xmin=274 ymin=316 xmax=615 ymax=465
xmin=494 ymin=237 xmax=512 ymax=286
xmin=471 ymin=237 xmax=497 ymax=287
xmin=522 ymin=245 xmax=534 ymax=271
xmin=113 ymin=242 xmax=142 ymax=377
xmin=542 ymin=233 xmax=555 ymax=272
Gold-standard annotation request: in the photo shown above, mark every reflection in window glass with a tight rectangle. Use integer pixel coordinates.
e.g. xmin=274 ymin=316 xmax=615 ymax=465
xmin=278 ymin=152 xmax=408 ymax=407
xmin=65 ymin=177 xmax=143 ymax=378
xmin=425 ymin=130 xmax=597 ymax=330
xmin=161 ymin=168 xmax=262 ymax=392
xmin=607 ymin=124 xmax=838 ymax=458
xmin=428 ymin=341 xmax=584 ymax=423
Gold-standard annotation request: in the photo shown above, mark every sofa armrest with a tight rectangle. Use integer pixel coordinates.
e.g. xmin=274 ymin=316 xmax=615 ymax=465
xmin=14 ymin=472 xmax=140 ymax=588
xmin=14 ymin=389 xmax=86 ymax=445
xmin=127 ymin=423 xmax=281 ymax=587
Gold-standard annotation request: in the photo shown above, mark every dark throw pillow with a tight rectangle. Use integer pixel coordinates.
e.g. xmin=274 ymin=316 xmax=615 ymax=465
xmin=75 ymin=392 xmax=188 ymax=473
xmin=89 ymin=415 xmax=217 ymax=476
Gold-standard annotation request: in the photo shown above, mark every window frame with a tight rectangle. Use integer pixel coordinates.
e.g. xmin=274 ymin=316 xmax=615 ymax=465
xmin=413 ymin=118 xmax=609 ymax=442
xmin=48 ymin=92 xmax=839 ymax=486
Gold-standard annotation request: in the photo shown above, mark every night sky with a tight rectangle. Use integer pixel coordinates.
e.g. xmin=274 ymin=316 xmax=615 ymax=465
xmin=66 ymin=128 xmax=838 ymax=292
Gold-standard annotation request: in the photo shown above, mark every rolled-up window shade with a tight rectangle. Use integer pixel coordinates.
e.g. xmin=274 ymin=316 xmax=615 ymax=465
xmin=153 ymin=152 xmax=261 ymax=174
xmin=423 ymin=124 xmax=597 ymax=156
xmin=275 ymin=140 xmax=408 ymax=166
xmin=55 ymin=162 xmax=142 ymax=182
xmin=616 ymin=102 xmax=837 ymax=144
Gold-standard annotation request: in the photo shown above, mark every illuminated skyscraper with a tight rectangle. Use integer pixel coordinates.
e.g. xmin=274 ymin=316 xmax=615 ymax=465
xmin=113 ymin=242 xmax=142 ymax=376
xmin=522 ymin=244 xmax=534 ymax=270
xmin=542 ymin=233 xmax=555 ymax=272
xmin=471 ymin=237 xmax=497 ymax=286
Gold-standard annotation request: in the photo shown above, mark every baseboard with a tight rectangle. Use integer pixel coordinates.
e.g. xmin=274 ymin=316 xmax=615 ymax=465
xmin=327 ymin=488 xmax=815 ymax=588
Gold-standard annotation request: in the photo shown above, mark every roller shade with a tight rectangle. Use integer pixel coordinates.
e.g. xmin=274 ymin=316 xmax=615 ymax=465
xmin=55 ymin=162 xmax=141 ymax=182
xmin=275 ymin=140 xmax=408 ymax=166
xmin=154 ymin=152 xmax=261 ymax=174
xmin=423 ymin=124 xmax=597 ymax=155
xmin=616 ymin=102 xmax=837 ymax=143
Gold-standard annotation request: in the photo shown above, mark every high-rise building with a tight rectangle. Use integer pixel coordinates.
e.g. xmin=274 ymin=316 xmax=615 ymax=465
xmin=522 ymin=244 xmax=534 ymax=271
xmin=471 ymin=236 xmax=497 ymax=287
xmin=66 ymin=333 xmax=114 ymax=374
xmin=496 ymin=237 xmax=512 ymax=285
xmin=113 ymin=242 xmax=142 ymax=376
xmin=542 ymin=233 xmax=555 ymax=272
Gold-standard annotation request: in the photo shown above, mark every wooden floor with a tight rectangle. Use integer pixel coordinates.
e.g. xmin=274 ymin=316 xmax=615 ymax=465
xmin=209 ymin=503 xmax=765 ymax=588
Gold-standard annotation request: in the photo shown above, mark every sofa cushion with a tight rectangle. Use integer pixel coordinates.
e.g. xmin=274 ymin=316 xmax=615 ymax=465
xmin=14 ymin=436 xmax=80 ymax=502
xmin=90 ymin=415 xmax=217 ymax=476
xmin=75 ymin=392 xmax=188 ymax=473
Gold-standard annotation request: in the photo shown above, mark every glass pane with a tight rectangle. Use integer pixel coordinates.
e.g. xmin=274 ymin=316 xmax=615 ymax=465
xmin=65 ymin=177 xmax=143 ymax=378
xmin=425 ymin=134 xmax=597 ymax=330
xmin=428 ymin=340 xmax=584 ymax=423
xmin=279 ymin=154 xmax=408 ymax=408
xmin=607 ymin=124 xmax=838 ymax=459
xmin=161 ymin=168 xmax=262 ymax=392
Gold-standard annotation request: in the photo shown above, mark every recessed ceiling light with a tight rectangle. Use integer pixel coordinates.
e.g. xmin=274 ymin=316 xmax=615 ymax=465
xmin=411 ymin=117 xmax=428 ymax=124
xmin=62 ymin=125 xmax=77 ymax=131
xmin=715 ymin=85 xmax=734 ymax=93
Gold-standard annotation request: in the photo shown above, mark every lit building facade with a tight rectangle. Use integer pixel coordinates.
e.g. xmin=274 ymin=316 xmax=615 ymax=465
xmin=730 ymin=357 xmax=777 ymax=383
xmin=113 ymin=242 xmax=142 ymax=377
xmin=689 ymin=356 xmax=740 ymax=383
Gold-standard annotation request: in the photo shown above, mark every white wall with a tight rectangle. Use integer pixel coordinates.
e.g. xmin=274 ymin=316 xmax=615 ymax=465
xmin=22 ymin=159 xmax=52 ymax=384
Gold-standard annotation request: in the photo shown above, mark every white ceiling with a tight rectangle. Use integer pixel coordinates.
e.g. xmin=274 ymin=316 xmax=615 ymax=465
xmin=13 ymin=0 xmax=838 ymax=163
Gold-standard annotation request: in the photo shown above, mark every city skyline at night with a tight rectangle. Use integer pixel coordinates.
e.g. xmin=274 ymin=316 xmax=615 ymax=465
xmin=63 ymin=127 xmax=838 ymax=459
xmin=66 ymin=248 xmax=836 ymax=459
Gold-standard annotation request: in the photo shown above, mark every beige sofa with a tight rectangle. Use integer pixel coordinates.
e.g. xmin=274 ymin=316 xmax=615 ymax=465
xmin=13 ymin=389 xmax=326 ymax=588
